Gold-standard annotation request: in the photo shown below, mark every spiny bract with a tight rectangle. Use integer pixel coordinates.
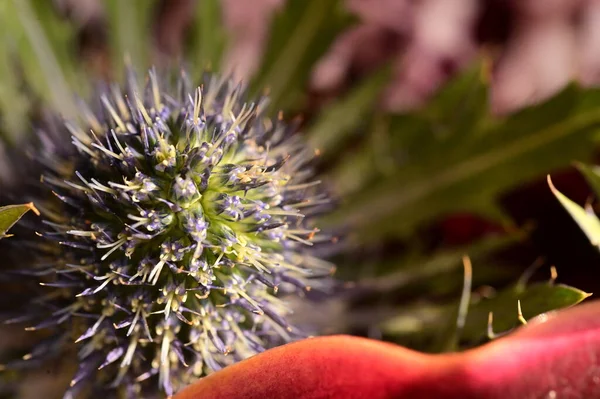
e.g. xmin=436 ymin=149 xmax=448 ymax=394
xmin=3 ymin=69 xmax=334 ymax=397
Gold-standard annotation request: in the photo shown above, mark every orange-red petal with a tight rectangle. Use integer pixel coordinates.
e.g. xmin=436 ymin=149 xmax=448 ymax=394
xmin=176 ymin=300 xmax=600 ymax=399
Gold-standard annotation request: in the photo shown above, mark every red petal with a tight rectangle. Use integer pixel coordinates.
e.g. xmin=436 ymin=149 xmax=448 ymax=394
xmin=174 ymin=335 xmax=460 ymax=399
xmin=176 ymin=300 xmax=600 ymax=399
xmin=463 ymin=299 xmax=600 ymax=398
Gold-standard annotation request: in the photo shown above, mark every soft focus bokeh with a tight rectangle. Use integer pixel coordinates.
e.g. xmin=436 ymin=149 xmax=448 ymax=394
xmin=209 ymin=0 xmax=600 ymax=113
xmin=57 ymin=0 xmax=600 ymax=112
xmin=3 ymin=0 xmax=600 ymax=397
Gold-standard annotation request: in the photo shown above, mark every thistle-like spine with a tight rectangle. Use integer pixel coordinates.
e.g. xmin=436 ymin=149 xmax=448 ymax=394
xmin=2 ymin=69 xmax=334 ymax=397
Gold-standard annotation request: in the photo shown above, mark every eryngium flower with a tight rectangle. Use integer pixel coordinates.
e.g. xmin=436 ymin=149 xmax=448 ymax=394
xmin=3 ymin=69 xmax=334 ymax=397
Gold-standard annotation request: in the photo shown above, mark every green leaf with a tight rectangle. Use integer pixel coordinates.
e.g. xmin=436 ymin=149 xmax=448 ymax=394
xmin=352 ymin=233 xmax=518 ymax=289
xmin=378 ymin=302 xmax=448 ymax=338
xmin=2 ymin=0 xmax=81 ymax=121
xmin=323 ymin=66 xmax=600 ymax=243
xmin=576 ymin=162 xmax=600 ymax=200
xmin=250 ymin=0 xmax=355 ymax=112
xmin=380 ymin=279 xmax=590 ymax=348
xmin=325 ymin=115 xmax=393 ymax=197
xmin=187 ymin=0 xmax=228 ymax=76
xmin=345 ymin=235 xmax=521 ymax=351
xmin=548 ymin=175 xmax=600 ymax=246
xmin=0 ymin=203 xmax=39 ymax=239
xmin=307 ymin=65 xmax=391 ymax=157
xmin=0 ymin=10 xmax=30 ymax=144
xmin=105 ymin=0 xmax=158 ymax=78
xmin=461 ymin=282 xmax=591 ymax=343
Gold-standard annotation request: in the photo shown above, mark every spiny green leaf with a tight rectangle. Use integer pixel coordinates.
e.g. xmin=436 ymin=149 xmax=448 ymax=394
xmin=548 ymin=175 xmax=600 ymax=247
xmin=349 ymin=235 xmax=519 ymax=350
xmin=461 ymin=282 xmax=591 ymax=343
xmin=0 ymin=203 xmax=39 ymax=239
xmin=325 ymin=62 xmax=490 ymax=203
xmin=251 ymin=0 xmax=355 ymax=112
xmin=307 ymin=65 xmax=392 ymax=156
xmin=324 ymin=67 xmax=600 ymax=243
xmin=375 ymin=241 xmax=588 ymax=351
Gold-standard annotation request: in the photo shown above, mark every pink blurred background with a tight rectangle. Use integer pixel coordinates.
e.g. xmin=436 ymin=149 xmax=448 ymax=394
xmin=220 ymin=0 xmax=600 ymax=114
xmin=58 ymin=0 xmax=600 ymax=115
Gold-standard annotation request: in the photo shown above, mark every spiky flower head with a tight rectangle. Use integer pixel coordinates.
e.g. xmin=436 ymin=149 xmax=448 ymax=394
xmin=2 ymin=69 xmax=334 ymax=397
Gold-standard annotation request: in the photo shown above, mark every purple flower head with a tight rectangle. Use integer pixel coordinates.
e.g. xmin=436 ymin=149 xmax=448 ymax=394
xmin=1 ymin=68 xmax=335 ymax=398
